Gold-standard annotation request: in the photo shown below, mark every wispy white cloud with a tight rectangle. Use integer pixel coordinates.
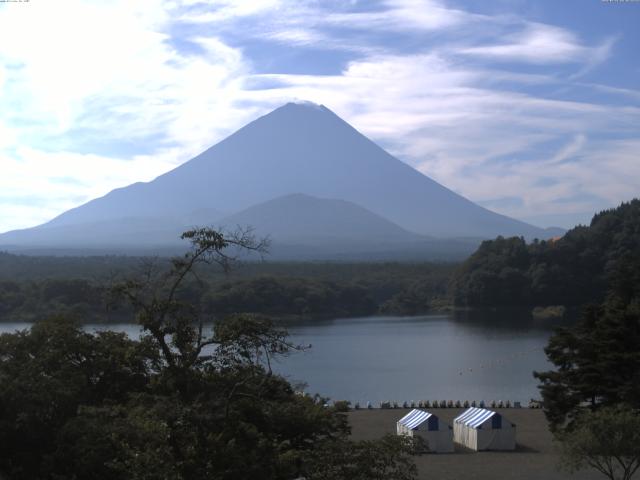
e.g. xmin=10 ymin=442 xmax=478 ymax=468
xmin=236 ymin=49 xmax=639 ymax=225
xmin=176 ymin=0 xmax=285 ymax=24
xmin=0 ymin=0 xmax=260 ymax=231
xmin=0 ymin=0 xmax=637 ymax=232
xmin=325 ymin=0 xmax=477 ymax=32
xmin=568 ymin=36 xmax=617 ymax=79
xmin=577 ymin=82 xmax=640 ymax=101
xmin=0 ymin=146 xmax=181 ymax=230
xmin=458 ymin=22 xmax=614 ymax=65
xmin=547 ymin=134 xmax=587 ymax=165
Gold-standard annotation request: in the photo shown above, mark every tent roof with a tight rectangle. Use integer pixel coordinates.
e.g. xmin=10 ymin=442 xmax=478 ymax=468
xmin=397 ymin=409 xmax=433 ymax=430
xmin=454 ymin=407 xmax=497 ymax=429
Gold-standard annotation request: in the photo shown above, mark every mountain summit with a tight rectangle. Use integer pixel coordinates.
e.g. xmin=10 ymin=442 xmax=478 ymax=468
xmin=0 ymin=102 xmax=555 ymax=257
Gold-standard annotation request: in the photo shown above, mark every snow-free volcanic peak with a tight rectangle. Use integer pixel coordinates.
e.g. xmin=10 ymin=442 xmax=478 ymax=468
xmin=0 ymin=102 xmax=556 ymax=256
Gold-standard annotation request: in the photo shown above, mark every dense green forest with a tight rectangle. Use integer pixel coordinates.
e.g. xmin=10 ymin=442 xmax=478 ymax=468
xmin=4 ymin=199 xmax=639 ymax=320
xmin=0 ymin=229 xmax=420 ymax=480
xmin=0 ymin=255 xmax=454 ymax=322
xmin=535 ymin=252 xmax=640 ymax=430
xmin=450 ymin=200 xmax=640 ymax=307
xmin=533 ymin=250 xmax=640 ymax=479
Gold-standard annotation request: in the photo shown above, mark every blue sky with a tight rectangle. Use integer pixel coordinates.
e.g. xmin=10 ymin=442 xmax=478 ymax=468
xmin=0 ymin=0 xmax=639 ymax=233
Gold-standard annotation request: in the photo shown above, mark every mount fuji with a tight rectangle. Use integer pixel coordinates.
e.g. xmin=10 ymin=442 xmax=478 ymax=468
xmin=0 ymin=102 xmax=559 ymax=258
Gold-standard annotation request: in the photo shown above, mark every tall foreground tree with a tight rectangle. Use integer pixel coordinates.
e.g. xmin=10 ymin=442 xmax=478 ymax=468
xmin=535 ymin=256 xmax=640 ymax=479
xmin=0 ymin=318 xmax=156 ymax=478
xmin=0 ymin=228 xmax=419 ymax=480
xmin=534 ymin=257 xmax=640 ymax=432
xmin=112 ymin=227 xmax=270 ymax=374
xmin=558 ymin=406 xmax=640 ymax=480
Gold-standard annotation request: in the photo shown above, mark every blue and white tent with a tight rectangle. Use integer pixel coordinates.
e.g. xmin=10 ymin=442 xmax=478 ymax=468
xmin=396 ymin=409 xmax=454 ymax=453
xmin=453 ymin=407 xmax=516 ymax=451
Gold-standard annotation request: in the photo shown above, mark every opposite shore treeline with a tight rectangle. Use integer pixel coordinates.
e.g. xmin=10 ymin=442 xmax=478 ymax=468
xmin=0 ymin=199 xmax=638 ymax=323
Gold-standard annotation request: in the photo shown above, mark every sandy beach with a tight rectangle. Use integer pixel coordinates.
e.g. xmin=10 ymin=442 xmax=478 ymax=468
xmin=348 ymin=408 xmax=603 ymax=480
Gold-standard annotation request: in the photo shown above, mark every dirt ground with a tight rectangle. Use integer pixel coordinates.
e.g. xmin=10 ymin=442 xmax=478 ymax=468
xmin=348 ymin=408 xmax=602 ymax=480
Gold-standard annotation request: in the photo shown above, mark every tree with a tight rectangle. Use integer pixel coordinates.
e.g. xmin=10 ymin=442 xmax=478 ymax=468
xmin=449 ymin=199 xmax=640 ymax=308
xmin=106 ymin=227 xmax=420 ymax=479
xmin=534 ymin=284 xmax=640 ymax=432
xmin=558 ymin=406 xmax=640 ymax=480
xmin=532 ymin=229 xmax=640 ymax=480
xmin=111 ymin=227 xmax=270 ymax=388
xmin=302 ymin=434 xmax=421 ymax=480
xmin=0 ymin=317 xmax=155 ymax=479
xmin=0 ymin=227 xmax=421 ymax=480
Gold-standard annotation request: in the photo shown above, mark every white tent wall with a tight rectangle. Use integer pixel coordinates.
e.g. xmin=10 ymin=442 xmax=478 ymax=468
xmin=453 ymin=421 xmax=476 ymax=450
xmin=396 ymin=423 xmax=410 ymax=436
xmin=453 ymin=408 xmax=516 ymax=451
xmin=396 ymin=409 xmax=454 ymax=453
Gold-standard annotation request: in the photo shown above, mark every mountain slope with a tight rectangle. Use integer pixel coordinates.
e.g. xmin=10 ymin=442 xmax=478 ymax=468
xmin=0 ymin=207 xmax=224 ymax=250
xmin=35 ymin=102 xmax=548 ymax=237
xmin=0 ymin=102 xmax=555 ymax=255
xmin=0 ymin=194 xmax=480 ymax=260
xmin=218 ymin=193 xmax=423 ymax=245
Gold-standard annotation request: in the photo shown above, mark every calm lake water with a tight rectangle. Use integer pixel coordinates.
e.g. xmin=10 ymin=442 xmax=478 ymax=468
xmin=0 ymin=311 xmax=570 ymax=405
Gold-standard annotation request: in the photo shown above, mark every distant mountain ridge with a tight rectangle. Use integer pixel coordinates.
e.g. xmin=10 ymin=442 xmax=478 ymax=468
xmin=218 ymin=193 xmax=422 ymax=245
xmin=0 ymin=102 xmax=561 ymax=258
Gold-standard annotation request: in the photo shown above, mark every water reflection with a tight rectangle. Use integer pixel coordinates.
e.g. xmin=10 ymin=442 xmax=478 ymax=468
xmin=451 ymin=307 xmax=580 ymax=332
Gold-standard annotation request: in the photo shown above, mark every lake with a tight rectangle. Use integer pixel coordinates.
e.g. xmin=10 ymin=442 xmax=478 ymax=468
xmin=0 ymin=310 xmax=569 ymax=406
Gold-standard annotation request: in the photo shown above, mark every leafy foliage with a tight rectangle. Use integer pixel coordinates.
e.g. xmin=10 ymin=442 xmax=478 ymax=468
xmin=558 ymin=405 xmax=640 ymax=480
xmin=534 ymin=254 xmax=640 ymax=432
xmin=206 ymin=276 xmax=376 ymax=317
xmin=302 ymin=434 xmax=420 ymax=480
xmin=530 ymin=209 xmax=640 ymax=480
xmin=0 ymin=259 xmax=454 ymax=322
xmin=450 ymin=199 xmax=640 ymax=307
xmin=0 ymin=228 xmax=420 ymax=480
xmin=0 ymin=318 xmax=156 ymax=478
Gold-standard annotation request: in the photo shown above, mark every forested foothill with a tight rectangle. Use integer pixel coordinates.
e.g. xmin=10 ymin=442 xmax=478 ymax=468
xmin=0 ymin=255 xmax=453 ymax=322
xmin=449 ymin=200 xmax=640 ymax=308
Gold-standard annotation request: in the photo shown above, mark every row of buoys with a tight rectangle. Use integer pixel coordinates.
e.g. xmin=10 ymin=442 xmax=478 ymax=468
xmin=350 ymin=399 xmax=543 ymax=410
xmin=457 ymin=347 xmax=543 ymax=375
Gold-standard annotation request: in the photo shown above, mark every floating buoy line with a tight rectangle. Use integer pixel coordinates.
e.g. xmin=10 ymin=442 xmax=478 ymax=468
xmin=457 ymin=346 xmax=543 ymax=376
